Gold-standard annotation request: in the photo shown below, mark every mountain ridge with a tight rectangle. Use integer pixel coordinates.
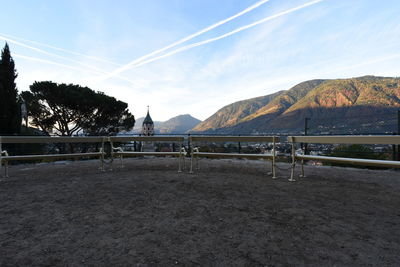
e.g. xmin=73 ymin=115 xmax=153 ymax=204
xmin=190 ymin=76 xmax=400 ymax=134
xmin=130 ymin=114 xmax=201 ymax=134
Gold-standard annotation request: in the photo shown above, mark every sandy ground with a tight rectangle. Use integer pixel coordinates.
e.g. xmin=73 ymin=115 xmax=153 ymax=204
xmin=1 ymin=157 xmax=400 ymax=266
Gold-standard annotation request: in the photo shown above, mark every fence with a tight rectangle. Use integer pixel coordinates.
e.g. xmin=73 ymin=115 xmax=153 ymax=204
xmin=109 ymin=136 xmax=186 ymax=172
xmin=189 ymin=135 xmax=279 ymax=178
xmin=288 ymin=135 xmax=400 ymax=181
xmin=0 ymin=136 xmax=106 ymax=177
xmin=2 ymin=135 xmax=400 ymax=180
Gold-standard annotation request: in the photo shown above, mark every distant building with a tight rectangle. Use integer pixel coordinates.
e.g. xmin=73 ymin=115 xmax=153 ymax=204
xmin=141 ymin=106 xmax=154 ymax=136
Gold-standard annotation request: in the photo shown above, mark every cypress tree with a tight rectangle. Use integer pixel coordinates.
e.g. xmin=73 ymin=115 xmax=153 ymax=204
xmin=0 ymin=42 xmax=20 ymax=134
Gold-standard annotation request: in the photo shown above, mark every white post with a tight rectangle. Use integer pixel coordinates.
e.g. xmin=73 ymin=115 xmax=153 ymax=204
xmin=0 ymin=137 xmax=3 ymax=178
xmin=189 ymin=147 xmax=194 ymax=174
xmin=272 ymin=137 xmax=277 ymax=179
xmin=289 ymin=141 xmax=296 ymax=182
xmin=100 ymin=138 xmax=105 ymax=171
xmin=299 ymin=136 xmax=306 ymax=178
xmin=299 ymin=152 xmax=306 ymax=178
xmin=178 ymin=142 xmax=182 ymax=173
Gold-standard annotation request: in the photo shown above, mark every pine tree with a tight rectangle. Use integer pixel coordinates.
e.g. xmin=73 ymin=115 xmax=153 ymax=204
xmin=0 ymin=42 xmax=20 ymax=134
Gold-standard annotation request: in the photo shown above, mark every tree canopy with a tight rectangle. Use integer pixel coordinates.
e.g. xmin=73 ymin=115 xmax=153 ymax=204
xmin=22 ymin=81 xmax=135 ymax=136
xmin=0 ymin=43 xmax=21 ymax=134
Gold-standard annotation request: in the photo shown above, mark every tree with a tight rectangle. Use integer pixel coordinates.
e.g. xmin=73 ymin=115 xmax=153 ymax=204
xmin=21 ymin=81 xmax=135 ymax=136
xmin=328 ymin=144 xmax=387 ymax=168
xmin=330 ymin=144 xmax=382 ymax=160
xmin=0 ymin=43 xmax=21 ymax=134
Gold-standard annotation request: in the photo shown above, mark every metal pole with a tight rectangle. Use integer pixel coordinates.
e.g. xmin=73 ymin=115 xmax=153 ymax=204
xmin=187 ymin=134 xmax=191 ymax=157
xmin=272 ymin=137 xmax=277 ymax=179
xmin=397 ymin=110 xmax=400 ymax=161
xmin=289 ymin=141 xmax=296 ymax=182
xmin=304 ymin=118 xmax=310 ymax=155
xmin=237 ymin=134 xmax=241 ymax=154
xmin=393 ymin=133 xmax=396 ymax=161
xmin=0 ymin=138 xmax=3 ymax=178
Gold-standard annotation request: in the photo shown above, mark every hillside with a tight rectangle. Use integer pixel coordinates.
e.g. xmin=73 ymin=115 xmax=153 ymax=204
xmin=191 ymin=76 xmax=400 ymax=134
xmin=158 ymin=114 xmax=201 ymax=134
xmin=191 ymin=91 xmax=284 ymax=132
xmin=130 ymin=114 xmax=201 ymax=134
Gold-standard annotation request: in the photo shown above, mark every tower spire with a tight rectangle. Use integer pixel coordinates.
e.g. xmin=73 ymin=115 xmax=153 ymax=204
xmin=142 ymin=105 xmax=154 ymax=136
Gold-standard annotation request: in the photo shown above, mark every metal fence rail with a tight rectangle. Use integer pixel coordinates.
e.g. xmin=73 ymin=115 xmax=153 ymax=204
xmin=190 ymin=136 xmax=278 ymax=142
xmin=288 ymin=135 xmax=400 ymax=181
xmin=0 ymin=136 xmax=105 ymax=143
xmin=108 ymin=136 xmax=186 ymax=172
xmin=189 ymin=135 xmax=279 ymax=178
xmin=109 ymin=136 xmax=184 ymax=142
xmin=2 ymin=135 xmax=399 ymax=181
xmin=0 ymin=136 xmax=107 ymax=178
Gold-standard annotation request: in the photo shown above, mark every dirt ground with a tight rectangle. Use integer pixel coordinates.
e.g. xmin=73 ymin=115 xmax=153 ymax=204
xmin=1 ymin=157 xmax=400 ymax=266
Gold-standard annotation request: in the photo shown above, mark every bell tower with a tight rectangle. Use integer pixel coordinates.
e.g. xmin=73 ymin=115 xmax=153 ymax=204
xmin=141 ymin=106 xmax=154 ymax=136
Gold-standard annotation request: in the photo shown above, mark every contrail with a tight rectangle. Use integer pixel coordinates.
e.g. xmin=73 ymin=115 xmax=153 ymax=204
xmin=0 ymin=35 xmax=111 ymax=75
xmin=334 ymin=53 xmax=400 ymax=72
xmin=13 ymin=53 xmax=143 ymax=87
xmin=1 ymin=35 xmax=141 ymax=86
xmin=99 ymin=0 xmax=272 ymax=81
xmin=0 ymin=33 xmax=122 ymax=67
xmin=129 ymin=0 xmax=325 ymax=69
xmin=13 ymin=53 xmax=101 ymax=75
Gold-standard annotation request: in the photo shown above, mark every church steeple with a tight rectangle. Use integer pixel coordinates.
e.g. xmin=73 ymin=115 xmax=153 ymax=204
xmin=141 ymin=106 xmax=154 ymax=136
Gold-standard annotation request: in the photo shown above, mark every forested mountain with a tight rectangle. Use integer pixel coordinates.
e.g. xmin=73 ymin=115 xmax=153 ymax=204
xmin=191 ymin=91 xmax=284 ymax=132
xmin=190 ymin=76 xmax=400 ymax=134
xmin=131 ymin=114 xmax=200 ymax=134
xmin=158 ymin=114 xmax=201 ymax=134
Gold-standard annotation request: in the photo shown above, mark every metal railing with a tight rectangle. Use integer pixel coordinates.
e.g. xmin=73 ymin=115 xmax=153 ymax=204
xmin=108 ymin=136 xmax=186 ymax=172
xmin=0 ymin=136 xmax=107 ymax=177
xmin=1 ymin=135 xmax=399 ymax=181
xmin=288 ymin=135 xmax=400 ymax=181
xmin=189 ymin=135 xmax=280 ymax=178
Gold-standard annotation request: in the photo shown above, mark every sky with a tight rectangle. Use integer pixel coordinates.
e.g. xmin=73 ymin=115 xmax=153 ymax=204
xmin=1 ymin=0 xmax=400 ymax=121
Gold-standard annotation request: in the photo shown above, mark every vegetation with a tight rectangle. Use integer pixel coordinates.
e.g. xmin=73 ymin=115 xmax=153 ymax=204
xmin=191 ymin=90 xmax=284 ymax=132
xmin=158 ymin=114 xmax=200 ymax=134
xmin=192 ymin=76 xmax=400 ymax=134
xmin=22 ymin=81 xmax=135 ymax=136
xmin=330 ymin=144 xmax=383 ymax=159
xmin=0 ymin=43 xmax=21 ymax=134
xmin=328 ymin=144 xmax=388 ymax=168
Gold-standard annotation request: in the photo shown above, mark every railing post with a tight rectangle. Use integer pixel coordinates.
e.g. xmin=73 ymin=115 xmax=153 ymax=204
xmin=0 ymin=137 xmax=3 ymax=178
xmin=393 ymin=132 xmax=397 ymax=161
xmin=238 ymin=134 xmax=241 ymax=154
xmin=289 ymin=139 xmax=296 ymax=182
xmin=397 ymin=110 xmax=400 ymax=161
xmin=178 ymin=140 xmax=182 ymax=173
xmin=187 ymin=134 xmax=191 ymax=157
xmin=272 ymin=137 xmax=277 ymax=179
xmin=189 ymin=136 xmax=194 ymax=174
xmin=304 ymin=117 xmax=310 ymax=155
xmin=100 ymin=138 xmax=105 ymax=171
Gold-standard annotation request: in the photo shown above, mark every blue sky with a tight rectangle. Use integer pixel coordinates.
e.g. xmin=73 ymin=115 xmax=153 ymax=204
xmin=1 ymin=0 xmax=400 ymax=121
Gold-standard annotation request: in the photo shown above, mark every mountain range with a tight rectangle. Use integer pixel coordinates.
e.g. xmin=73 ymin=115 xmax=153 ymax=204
xmin=190 ymin=76 xmax=400 ymax=135
xmin=131 ymin=114 xmax=201 ymax=134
